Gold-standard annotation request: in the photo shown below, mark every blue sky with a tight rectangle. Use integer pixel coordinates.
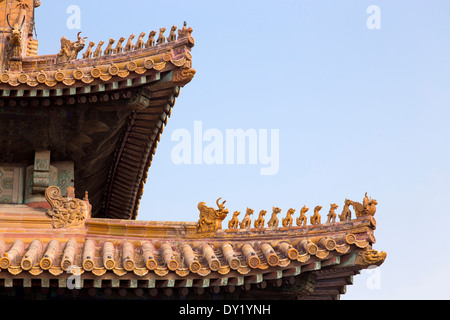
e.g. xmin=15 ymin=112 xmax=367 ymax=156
xmin=36 ymin=0 xmax=450 ymax=299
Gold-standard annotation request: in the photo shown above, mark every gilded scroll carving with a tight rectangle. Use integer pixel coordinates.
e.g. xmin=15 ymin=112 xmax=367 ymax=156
xmin=44 ymin=186 xmax=89 ymax=229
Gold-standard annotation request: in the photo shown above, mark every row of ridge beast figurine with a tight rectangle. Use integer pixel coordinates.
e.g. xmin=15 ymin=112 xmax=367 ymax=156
xmin=82 ymin=26 xmax=178 ymax=59
xmin=197 ymin=193 xmax=377 ymax=233
xmin=57 ymin=23 xmax=193 ymax=63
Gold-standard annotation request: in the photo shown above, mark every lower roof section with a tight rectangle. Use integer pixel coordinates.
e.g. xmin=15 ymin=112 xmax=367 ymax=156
xmin=0 ymin=205 xmax=386 ymax=300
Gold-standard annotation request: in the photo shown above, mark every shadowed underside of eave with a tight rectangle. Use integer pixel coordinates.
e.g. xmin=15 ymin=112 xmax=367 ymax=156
xmin=100 ymin=74 xmax=187 ymax=220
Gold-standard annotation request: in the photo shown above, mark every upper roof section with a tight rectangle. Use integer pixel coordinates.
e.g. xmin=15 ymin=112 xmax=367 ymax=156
xmin=0 ymin=0 xmax=194 ymax=84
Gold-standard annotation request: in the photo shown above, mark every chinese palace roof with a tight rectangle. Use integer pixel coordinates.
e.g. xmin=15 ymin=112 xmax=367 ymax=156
xmin=0 ymin=201 xmax=386 ymax=300
xmin=0 ymin=0 xmax=386 ymax=300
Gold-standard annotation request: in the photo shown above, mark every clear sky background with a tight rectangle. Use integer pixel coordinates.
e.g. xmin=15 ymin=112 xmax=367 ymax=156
xmin=36 ymin=0 xmax=450 ymax=300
